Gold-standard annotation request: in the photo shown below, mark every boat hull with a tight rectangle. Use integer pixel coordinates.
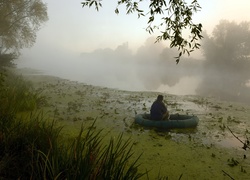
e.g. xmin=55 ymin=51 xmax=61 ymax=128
xmin=135 ymin=114 xmax=199 ymax=129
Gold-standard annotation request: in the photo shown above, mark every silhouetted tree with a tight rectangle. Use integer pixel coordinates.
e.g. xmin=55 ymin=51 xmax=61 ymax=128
xmin=81 ymin=0 xmax=203 ymax=63
xmin=0 ymin=53 xmax=17 ymax=68
xmin=0 ymin=0 xmax=48 ymax=66
xmin=197 ymin=20 xmax=250 ymax=102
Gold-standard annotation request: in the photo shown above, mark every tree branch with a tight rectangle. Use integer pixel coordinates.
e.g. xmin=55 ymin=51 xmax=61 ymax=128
xmin=227 ymin=126 xmax=250 ymax=150
xmin=222 ymin=170 xmax=235 ymax=180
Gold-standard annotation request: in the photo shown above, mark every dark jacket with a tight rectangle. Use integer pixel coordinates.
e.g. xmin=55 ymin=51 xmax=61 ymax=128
xmin=150 ymin=100 xmax=167 ymax=120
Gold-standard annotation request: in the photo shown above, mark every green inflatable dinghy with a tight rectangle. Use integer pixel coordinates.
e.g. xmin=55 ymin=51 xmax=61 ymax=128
xmin=135 ymin=113 xmax=199 ymax=129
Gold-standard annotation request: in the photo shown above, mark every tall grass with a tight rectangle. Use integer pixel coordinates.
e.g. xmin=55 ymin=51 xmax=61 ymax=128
xmin=1 ymin=112 xmax=145 ymax=179
xmin=60 ymin=124 xmax=145 ymax=179
xmin=0 ymin=70 xmax=45 ymax=136
xmin=0 ymin=70 xmax=45 ymax=115
xmin=0 ymin=112 xmax=62 ymax=179
xmin=0 ymin=70 xmax=146 ymax=179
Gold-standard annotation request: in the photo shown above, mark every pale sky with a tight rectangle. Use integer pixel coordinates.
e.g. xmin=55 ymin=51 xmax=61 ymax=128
xmin=28 ymin=0 xmax=250 ymax=54
xmin=18 ymin=0 xmax=250 ymax=94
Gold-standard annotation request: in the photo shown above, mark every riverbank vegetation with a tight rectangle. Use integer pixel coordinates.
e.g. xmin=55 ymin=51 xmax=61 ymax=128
xmin=1 ymin=67 xmax=250 ymax=179
xmin=0 ymin=69 xmax=145 ymax=179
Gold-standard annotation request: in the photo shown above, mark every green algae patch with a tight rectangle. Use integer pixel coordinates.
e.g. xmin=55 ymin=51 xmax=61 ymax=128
xmin=17 ymin=68 xmax=250 ymax=179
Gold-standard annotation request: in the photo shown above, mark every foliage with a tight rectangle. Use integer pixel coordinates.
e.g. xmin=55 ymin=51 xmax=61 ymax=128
xmin=0 ymin=70 xmax=6 ymax=90
xmin=81 ymin=0 xmax=203 ymax=63
xmin=202 ymin=20 xmax=250 ymax=64
xmin=0 ymin=0 xmax=48 ymax=55
xmin=0 ymin=53 xmax=17 ymax=68
xmin=197 ymin=20 xmax=250 ymax=101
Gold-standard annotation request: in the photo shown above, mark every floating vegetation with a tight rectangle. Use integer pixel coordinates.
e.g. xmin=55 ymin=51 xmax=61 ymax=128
xmin=5 ymin=68 xmax=250 ymax=179
xmin=211 ymin=105 xmax=222 ymax=110
xmin=227 ymin=116 xmax=241 ymax=123
xmin=86 ymin=116 xmax=94 ymax=121
xmin=228 ymin=158 xmax=239 ymax=167
xmin=191 ymin=97 xmax=210 ymax=109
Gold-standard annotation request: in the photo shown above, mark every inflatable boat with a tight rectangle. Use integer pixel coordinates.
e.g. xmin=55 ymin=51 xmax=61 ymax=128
xmin=134 ymin=113 xmax=199 ymax=129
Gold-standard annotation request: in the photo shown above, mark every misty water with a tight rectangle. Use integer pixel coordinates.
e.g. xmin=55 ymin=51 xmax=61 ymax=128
xmin=18 ymin=36 xmax=250 ymax=105
xmin=16 ymin=40 xmax=250 ymax=146
xmin=17 ymin=39 xmax=205 ymax=95
xmin=16 ymin=70 xmax=249 ymax=179
xmin=13 ymin=65 xmax=250 ymax=179
xmin=15 ymin=37 xmax=250 ymax=179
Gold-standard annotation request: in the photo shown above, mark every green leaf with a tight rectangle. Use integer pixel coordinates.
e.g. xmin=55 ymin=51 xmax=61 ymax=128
xmin=115 ymin=8 xmax=119 ymax=14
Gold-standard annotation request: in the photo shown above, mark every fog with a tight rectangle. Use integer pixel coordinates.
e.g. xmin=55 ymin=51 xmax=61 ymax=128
xmin=18 ymin=42 xmax=141 ymax=90
xmin=17 ymin=30 xmax=250 ymax=103
xmin=15 ymin=0 xmax=250 ymax=102
xmin=17 ymin=37 xmax=203 ymax=95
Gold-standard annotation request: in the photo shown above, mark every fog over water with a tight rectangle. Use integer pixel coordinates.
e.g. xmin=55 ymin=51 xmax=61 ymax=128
xmin=16 ymin=0 xmax=250 ymax=102
xmin=17 ymin=37 xmax=203 ymax=95
xmin=17 ymin=31 xmax=250 ymax=104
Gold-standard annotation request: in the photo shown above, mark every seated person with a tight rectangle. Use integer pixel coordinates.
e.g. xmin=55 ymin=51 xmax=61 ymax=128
xmin=150 ymin=95 xmax=169 ymax=120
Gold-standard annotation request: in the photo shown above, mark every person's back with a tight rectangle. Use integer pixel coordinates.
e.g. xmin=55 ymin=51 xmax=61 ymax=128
xmin=150 ymin=95 xmax=169 ymax=120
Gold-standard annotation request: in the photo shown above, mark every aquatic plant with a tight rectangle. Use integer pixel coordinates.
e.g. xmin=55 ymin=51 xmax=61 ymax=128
xmin=191 ymin=97 xmax=209 ymax=110
xmin=227 ymin=158 xmax=239 ymax=167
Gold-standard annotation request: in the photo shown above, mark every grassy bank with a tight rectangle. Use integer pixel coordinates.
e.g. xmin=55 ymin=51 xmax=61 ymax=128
xmin=0 ymin=69 xmax=145 ymax=179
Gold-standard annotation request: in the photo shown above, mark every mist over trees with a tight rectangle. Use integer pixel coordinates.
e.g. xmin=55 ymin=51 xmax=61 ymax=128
xmin=0 ymin=0 xmax=48 ymax=67
xmin=79 ymin=43 xmax=140 ymax=89
xmin=81 ymin=0 xmax=203 ymax=63
xmin=79 ymin=20 xmax=250 ymax=103
xmin=135 ymin=37 xmax=202 ymax=90
xmin=80 ymin=37 xmax=202 ymax=92
xmin=136 ymin=21 xmax=250 ymax=102
xmin=196 ymin=20 xmax=250 ymax=102
xmin=6 ymin=2 xmax=247 ymax=103
xmin=80 ymin=1 xmax=250 ymax=102
xmin=135 ymin=21 xmax=250 ymax=102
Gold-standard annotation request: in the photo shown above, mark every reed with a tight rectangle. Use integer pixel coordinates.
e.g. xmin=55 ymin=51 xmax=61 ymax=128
xmin=1 ymin=112 xmax=145 ymax=179
xmin=61 ymin=123 xmax=145 ymax=179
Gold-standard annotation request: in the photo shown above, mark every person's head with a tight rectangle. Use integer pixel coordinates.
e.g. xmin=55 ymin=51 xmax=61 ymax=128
xmin=157 ymin=95 xmax=164 ymax=101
